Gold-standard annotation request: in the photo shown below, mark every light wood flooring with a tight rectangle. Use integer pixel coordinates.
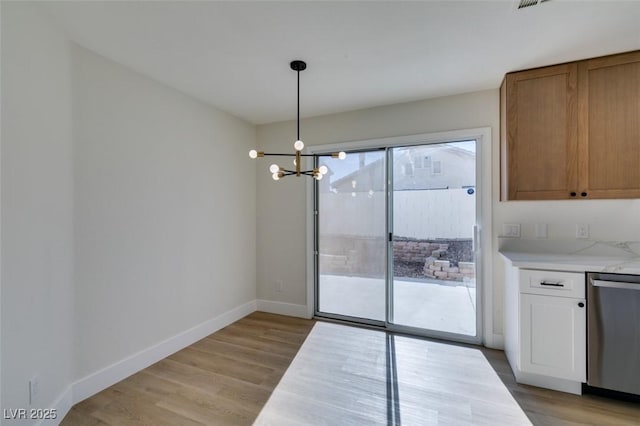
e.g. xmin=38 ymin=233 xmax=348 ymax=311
xmin=62 ymin=313 xmax=640 ymax=425
xmin=61 ymin=312 xmax=314 ymax=425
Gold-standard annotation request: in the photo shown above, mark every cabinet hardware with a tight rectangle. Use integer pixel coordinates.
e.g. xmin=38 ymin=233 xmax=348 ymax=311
xmin=570 ymin=192 xmax=577 ymax=197
xmin=578 ymin=302 xmax=585 ymax=308
xmin=581 ymin=192 xmax=587 ymax=197
xmin=540 ymin=282 xmax=564 ymax=287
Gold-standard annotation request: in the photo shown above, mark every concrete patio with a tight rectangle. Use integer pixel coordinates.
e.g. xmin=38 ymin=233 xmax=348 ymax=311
xmin=319 ymin=274 xmax=476 ymax=336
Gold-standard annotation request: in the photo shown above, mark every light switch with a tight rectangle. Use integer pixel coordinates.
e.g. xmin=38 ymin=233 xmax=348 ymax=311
xmin=503 ymin=223 xmax=521 ymax=238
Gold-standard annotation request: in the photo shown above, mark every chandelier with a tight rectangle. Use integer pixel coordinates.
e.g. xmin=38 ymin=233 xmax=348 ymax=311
xmin=249 ymin=60 xmax=346 ymax=181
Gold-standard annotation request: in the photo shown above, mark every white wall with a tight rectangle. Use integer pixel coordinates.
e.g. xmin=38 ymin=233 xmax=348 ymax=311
xmin=256 ymin=90 xmax=640 ymax=341
xmin=71 ymin=45 xmax=257 ymax=379
xmin=1 ymin=1 xmax=75 ymax=416
xmin=1 ymin=3 xmax=257 ymax=421
xmin=73 ymin=47 xmax=255 ymax=377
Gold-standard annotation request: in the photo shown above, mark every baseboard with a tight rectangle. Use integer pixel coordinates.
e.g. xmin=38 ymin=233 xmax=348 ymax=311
xmin=515 ymin=370 xmax=582 ymax=395
xmin=71 ymin=300 xmax=257 ymax=406
xmin=257 ymin=299 xmax=309 ymax=319
xmin=36 ymin=385 xmax=73 ymax=426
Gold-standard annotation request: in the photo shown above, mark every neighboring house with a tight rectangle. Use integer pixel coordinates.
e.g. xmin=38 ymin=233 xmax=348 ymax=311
xmin=328 ymin=157 xmax=385 ymax=194
xmin=329 ymin=143 xmax=475 ymax=194
xmin=393 ymin=144 xmax=475 ymax=191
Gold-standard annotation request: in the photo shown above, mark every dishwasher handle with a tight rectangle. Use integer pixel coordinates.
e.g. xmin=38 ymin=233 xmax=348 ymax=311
xmin=592 ymin=279 xmax=640 ymax=291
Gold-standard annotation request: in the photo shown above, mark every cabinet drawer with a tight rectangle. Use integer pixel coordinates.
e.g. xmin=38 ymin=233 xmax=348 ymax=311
xmin=519 ymin=269 xmax=585 ymax=298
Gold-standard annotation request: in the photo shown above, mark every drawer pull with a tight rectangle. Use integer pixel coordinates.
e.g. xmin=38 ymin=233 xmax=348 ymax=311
xmin=540 ymin=281 xmax=564 ymax=287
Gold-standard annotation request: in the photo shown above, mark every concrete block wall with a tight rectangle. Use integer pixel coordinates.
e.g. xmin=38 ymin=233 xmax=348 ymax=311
xmin=423 ymin=258 xmax=476 ymax=281
xmin=319 ymin=236 xmax=474 ymax=281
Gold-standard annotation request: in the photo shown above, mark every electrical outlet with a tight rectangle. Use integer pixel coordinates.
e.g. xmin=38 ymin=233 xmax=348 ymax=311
xmin=534 ymin=223 xmax=548 ymax=239
xmin=502 ymin=223 xmax=521 ymax=238
xmin=29 ymin=376 xmax=39 ymax=405
xmin=275 ymin=280 xmax=284 ymax=293
xmin=576 ymin=223 xmax=590 ymax=239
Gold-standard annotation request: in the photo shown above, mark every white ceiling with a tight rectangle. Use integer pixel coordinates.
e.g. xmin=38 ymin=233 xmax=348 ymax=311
xmin=41 ymin=1 xmax=640 ymax=125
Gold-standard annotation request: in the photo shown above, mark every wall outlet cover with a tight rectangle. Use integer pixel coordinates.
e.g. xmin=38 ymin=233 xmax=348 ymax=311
xmin=576 ymin=223 xmax=590 ymax=239
xmin=534 ymin=223 xmax=548 ymax=239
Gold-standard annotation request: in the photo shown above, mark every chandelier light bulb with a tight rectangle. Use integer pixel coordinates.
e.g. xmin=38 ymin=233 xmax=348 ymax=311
xmin=269 ymin=164 xmax=280 ymax=173
xmin=319 ymin=165 xmax=328 ymax=175
xmin=315 ymin=173 xmax=323 ymax=180
xmin=338 ymin=151 xmax=346 ymax=160
xmin=272 ymin=173 xmax=280 ymax=181
xmin=294 ymin=140 xmax=304 ymax=151
xmin=249 ymin=149 xmax=258 ymax=159
xmin=293 ymin=159 xmax=297 ymax=166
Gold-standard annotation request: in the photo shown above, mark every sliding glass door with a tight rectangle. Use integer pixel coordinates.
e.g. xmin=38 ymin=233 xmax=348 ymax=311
xmin=316 ymin=150 xmax=386 ymax=322
xmin=315 ymin=139 xmax=480 ymax=342
xmin=389 ymin=142 xmax=477 ymax=337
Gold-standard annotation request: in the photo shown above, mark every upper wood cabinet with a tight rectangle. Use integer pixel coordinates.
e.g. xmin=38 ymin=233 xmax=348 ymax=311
xmin=501 ymin=51 xmax=640 ymax=201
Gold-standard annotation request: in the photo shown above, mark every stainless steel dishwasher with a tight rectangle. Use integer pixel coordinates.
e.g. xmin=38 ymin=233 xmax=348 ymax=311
xmin=587 ymin=273 xmax=640 ymax=396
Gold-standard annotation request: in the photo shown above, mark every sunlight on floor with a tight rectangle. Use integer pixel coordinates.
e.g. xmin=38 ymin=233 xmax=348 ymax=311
xmin=255 ymin=322 xmax=531 ymax=425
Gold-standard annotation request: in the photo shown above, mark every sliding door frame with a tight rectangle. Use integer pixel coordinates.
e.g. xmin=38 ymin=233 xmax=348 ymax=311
xmin=306 ymin=128 xmax=493 ymax=345
xmin=310 ymin=147 xmax=387 ymax=327
xmin=385 ymin=142 xmax=480 ymax=344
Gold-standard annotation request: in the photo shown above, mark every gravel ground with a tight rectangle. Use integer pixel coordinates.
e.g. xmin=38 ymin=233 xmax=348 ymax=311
xmin=393 ymin=261 xmax=426 ymax=279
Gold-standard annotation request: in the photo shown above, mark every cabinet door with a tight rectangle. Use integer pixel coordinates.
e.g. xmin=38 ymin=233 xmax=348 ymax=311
xmin=502 ymin=63 xmax=578 ymax=200
xmin=578 ymin=51 xmax=640 ymax=199
xmin=520 ymin=294 xmax=586 ymax=382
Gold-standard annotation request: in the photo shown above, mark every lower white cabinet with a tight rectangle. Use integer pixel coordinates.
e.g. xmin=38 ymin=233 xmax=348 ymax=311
xmin=504 ymin=264 xmax=587 ymax=394
xmin=520 ymin=293 xmax=586 ymax=382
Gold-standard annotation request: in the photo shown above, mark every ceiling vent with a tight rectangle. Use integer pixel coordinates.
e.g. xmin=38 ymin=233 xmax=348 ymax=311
xmin=517 ymin=0 xmax=550 ymax=9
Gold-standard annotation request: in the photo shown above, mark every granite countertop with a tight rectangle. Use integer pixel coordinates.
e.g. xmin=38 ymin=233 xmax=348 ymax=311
xmin=498 ymin=239 xmax=640 ymax=274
